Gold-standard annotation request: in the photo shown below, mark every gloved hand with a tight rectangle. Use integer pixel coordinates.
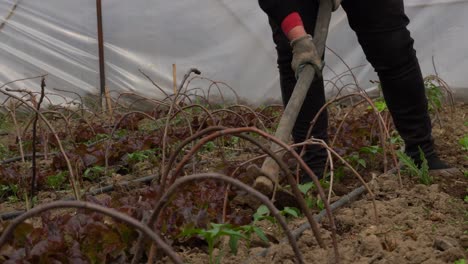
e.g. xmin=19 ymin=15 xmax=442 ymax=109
xmin=291 ymin=34 xmax=324 ymax=79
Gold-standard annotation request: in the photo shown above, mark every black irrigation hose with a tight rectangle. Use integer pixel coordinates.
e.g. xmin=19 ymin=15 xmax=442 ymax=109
xmin=243 ymin=185 xmax=366 ymax=263
xmin=244 ymin=167 xmax=398 ymax=263
xmin=1 ymin=153 xmax=46 ymax=164
xmin=0 ymin=174 xmax=157 ymax=221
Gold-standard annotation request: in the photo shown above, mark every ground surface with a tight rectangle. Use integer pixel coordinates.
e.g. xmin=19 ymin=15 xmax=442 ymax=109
xmin=175 ymin=104 xmax=468 ymax=264
xmin=0 ymin=85 xmax=466 ymax=263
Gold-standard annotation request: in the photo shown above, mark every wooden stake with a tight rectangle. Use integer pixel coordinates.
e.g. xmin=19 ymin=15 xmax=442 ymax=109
xmin=172 ymin=64 xmax=177 ymax=94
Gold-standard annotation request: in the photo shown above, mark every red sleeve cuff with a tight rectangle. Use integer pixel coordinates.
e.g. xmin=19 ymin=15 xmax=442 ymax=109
xmin=281 ymin=12 xmax=303 ymax=35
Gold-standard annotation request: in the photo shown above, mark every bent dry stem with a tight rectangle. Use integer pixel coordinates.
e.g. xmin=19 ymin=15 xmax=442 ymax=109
xmin=131 ymin=173 xmax=304 ymax=264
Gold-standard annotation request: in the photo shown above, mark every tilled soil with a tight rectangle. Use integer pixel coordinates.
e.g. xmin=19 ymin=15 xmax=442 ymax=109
xmin=175 ymin=104 xmax=468 ymax=264
xmin=177 ymin=173 xmax=467 ymax=264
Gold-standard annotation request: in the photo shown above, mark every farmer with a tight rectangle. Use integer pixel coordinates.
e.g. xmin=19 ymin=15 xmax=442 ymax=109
xmin=258 ymin=0 xmax=457 ymax=183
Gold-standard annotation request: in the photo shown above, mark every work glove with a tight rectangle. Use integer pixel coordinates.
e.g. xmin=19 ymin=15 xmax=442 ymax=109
xmin=291 ymin=34 xmax=324 ymax=79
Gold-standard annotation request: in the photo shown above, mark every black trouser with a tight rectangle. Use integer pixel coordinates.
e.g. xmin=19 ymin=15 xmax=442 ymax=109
xmin=269 ymin=0 xmax=434 ymax=180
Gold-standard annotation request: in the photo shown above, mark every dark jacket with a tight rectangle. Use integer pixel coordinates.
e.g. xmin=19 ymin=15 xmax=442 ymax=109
xmin=258 ymin=0 xmax=299 ymax=26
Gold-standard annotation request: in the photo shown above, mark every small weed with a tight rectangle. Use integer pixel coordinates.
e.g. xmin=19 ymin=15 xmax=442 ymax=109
xmin=424 ymin=79 xmax=444 ymax=112
xmin=0 ymin=184 xmax=19 ymax=202
xmin=454 ymin=259 xmax=466 ymax=264
xmin=367 ymin=97 xmax=387 ymax=112
xmin=127 ymin=149 xmax=157 ymax=164
xmin=253 ymin=205 xmax=275 ymax=224
xmin=281 ymin=207 xmax=301 ymax=218
xmin=83 ymin=166 xmax=105 ymax=181
xmin=253 ymin=204 xmax=301 ymax=225
xmin=46 ymin=171 xmax=68 ymax=190
xmin=179 ymin=223 xmax=247 ymax=264
xmin=0 ymin=143 xmax=9 ymax=160
xmin=201 ymin=141 xmax=217 ymax=153
xmin=397 ymin=149 xmax=432 ymax=185
xmin=460 ymin=135 xmax=468 ymax=151
xmin=0 ymin=113 xmax=10 ymax=131
xmin=346 ymin=153 xmax=367 ymax=169
xmin=360 ymin=145 xmax=382 ymax=155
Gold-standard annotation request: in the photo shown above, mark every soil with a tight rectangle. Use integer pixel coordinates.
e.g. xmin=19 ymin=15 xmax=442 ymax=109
xmin=0 ymin=98 xmax=466 ymax=264
xmin=170 ymin=104 xmax=468 ymax=264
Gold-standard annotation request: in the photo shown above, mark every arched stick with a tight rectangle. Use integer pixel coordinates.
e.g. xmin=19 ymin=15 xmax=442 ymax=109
xmin=163 ymin=128 xmax=336 ymax=254
xmin=143 ymin=173 xmax=303 ymax=264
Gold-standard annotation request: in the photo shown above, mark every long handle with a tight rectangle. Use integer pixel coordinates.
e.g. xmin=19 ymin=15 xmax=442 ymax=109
xmin=254 ymin=0 xmax=333 ymax=194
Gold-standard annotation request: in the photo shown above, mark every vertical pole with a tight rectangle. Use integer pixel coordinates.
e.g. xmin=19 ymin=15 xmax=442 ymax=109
xmin=172 ymin=64 xmax=177 ymax=94
xmin=96 ymin=0 xmax=106 ymax=109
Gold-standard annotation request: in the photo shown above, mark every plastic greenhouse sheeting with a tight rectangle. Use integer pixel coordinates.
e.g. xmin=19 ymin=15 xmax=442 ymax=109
xmin=1 ymin=0 xmax=467 ymax=105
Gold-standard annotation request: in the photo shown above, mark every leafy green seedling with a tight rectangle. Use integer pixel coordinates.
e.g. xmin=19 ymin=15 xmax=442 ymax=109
xmin=46 ymin=171 xmax=68 ymax=190
xmin=202 ymin=141 xmax=217 ymax=153
xmin=418 ymin=149 xmax=431 ymax=185
xmin=83 ymin=166 xmax=105 ymax=181
xmin=459 ymin=135 xmax=468 ymax=151
xmin=360 ymin=145 xmax=382 ymax=155
xmin=397 ymin=149 xmax=432 ymax=185
xmin=316 ymin=198 xmax=325 ymax=210
xmin=127 ymin=149 xmax=156 ymax=164
xmin=179 ymin=223 xmax=246 ymax=264
xmin=281 ymin=207 xmax=301 ymax=218
xmin=0 ymin=143 xmax=9 ymax=160
xmin=0 ymin=184 xmax=19 ymax=202
xmin=454 ymin=259 xmax=466 ymax=264
xmin=424 ymin=79 xmax=444 ymax=112
xmin=346 ymin=153 xmax=367 ymax=169
xmin=254 ymin=204 xmax=300 ymax=223
xmin=253 ymin=205 xmax=275 ymax=224
xmin=298 ymin=182 xmax=315 ymax=195
xmin=367 ymin=97 xmax=387 ymax=112
xmin=237 ymin=224 xmax=269 ymax=249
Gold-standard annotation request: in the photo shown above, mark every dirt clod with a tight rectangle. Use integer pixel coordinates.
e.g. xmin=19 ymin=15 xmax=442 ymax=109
xmin=433 ymin=237 xmax=459 ymax=251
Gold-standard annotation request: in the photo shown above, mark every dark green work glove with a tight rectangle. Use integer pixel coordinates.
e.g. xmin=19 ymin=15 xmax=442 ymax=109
xmin=290 ymin=34 xmax=324 ymax=79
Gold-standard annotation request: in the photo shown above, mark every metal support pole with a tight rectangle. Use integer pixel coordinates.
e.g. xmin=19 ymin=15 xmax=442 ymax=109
xmin=96 ymin=0 xmax=106 ymax=109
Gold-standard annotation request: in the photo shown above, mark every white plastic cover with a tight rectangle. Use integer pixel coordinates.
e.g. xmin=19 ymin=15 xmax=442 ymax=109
xmin=1 ymin=0 xmax=467 ymax=105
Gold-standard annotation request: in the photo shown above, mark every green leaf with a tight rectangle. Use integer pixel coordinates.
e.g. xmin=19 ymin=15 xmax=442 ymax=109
xmin=316 ymin=198 xmax=325 ymax=210
xmin=282 ymin=207 xmax=300 ymax=218
xmin=46 ymin=171 xmax=68 ymax=190
xmin=397 ymin=151 xmax=419 ymax=177
xmin=305 ymin=197 xmax=314 ymax=209
xmin=298 ymin=182 xmax=314 ymax=195
xmin=357 ymin=158 xmax=367 ymax=168
xmin=360 ymin=145 xmax=382 ymax=155
xmin=229 ymin=235 xmax=240 ymax=255
xmin=459 ymin=136 xmax=468 ymax=151
xmin=253 ymin=205 xmax=270 ymax=222
xmin=83 ymin=166 xmax=104 ymax=181
xmin=419 ymin=148 xmax=432 ymax=185
xmin=178 ymin=227 xmax=203 ymax=238
xmin=253 ymin=227 xmax=269 ymax=243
